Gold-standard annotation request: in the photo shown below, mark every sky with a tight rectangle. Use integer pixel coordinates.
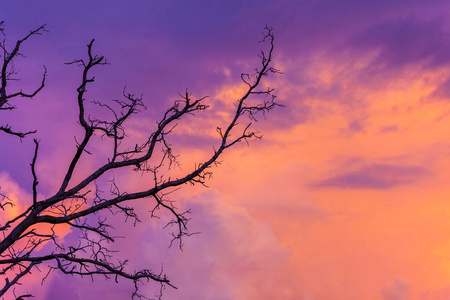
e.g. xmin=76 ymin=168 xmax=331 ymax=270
xmin=3 ymin=0 xmax=450 ymax=299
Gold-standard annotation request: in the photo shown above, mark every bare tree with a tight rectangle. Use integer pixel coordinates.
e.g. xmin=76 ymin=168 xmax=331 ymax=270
xmin=0 ymin=22 xmax=281 ymax=299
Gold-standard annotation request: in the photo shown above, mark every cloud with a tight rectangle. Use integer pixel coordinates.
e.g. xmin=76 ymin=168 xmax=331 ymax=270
xmin=0 ymin=172 xmax=31 ymax=221
xmin=316 ymin=164 xmax=427 ymax=189
xmin=24 ymin=190 xmax=297 ymax=300
xmin=429 ymin=75 xmax=450 ymax=101
xmin=379 ymin=125 xmax=399 ymax=133
xmin=145 ymin=191 xmax=297 ymax=300
xmin=421 ymin=285 xmax=450 ymax=299
xmin=380 ymin=277 xmax=412 ymax=300
xmin=347 ymin=16 xmax=450 ymax=78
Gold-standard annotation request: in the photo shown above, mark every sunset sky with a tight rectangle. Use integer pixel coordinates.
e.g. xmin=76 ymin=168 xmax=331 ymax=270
xmin=3 ymin=1 xmax=450 ymax=299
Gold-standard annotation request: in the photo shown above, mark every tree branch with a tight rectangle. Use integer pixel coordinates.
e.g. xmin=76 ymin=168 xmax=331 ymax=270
xmin=0 ymin=26 xmax=281 ymax=299
xmin=0 ymin=23 xmax=47 ymax=138
xmin=30 ymin=139 xmax=39 ymax=205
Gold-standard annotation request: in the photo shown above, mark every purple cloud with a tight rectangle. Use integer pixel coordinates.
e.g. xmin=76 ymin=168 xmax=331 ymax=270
xmin=316 ymin=164 xmax=427 ymax=189
xmin=381 ymin=277 xmax=412 ymax=300
xmin=348 ymin=16 xmax=450 ymax=75
xmin=379 ymin=125 xmax=399 ymax=133
xmin=16 ymin=191 xmax=294 ymax=299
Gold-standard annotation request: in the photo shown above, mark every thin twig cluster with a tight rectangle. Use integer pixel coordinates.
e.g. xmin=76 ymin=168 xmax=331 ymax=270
xmin=0 ymin=22 xmax=47 ymax=139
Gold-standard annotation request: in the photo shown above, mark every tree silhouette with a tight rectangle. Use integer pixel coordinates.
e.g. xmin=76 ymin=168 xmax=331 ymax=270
xmin=0 ymin=22 xmax=281 ymax=299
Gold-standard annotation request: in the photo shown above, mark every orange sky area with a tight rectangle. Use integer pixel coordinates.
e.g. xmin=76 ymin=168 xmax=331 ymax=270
xmin=202 ymin=61 xmax=450 ymax=299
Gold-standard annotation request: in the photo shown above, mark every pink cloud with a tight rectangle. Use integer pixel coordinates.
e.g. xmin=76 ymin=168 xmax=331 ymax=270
xmin=19 ymin=190 xmax=297 ymax=299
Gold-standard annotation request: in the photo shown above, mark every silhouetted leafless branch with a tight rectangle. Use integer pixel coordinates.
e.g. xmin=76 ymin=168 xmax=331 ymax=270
xmin=0 ymin=23 xmax=47 ymax=139
xmin=0 ymin=24 xmax=281 ymax=299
